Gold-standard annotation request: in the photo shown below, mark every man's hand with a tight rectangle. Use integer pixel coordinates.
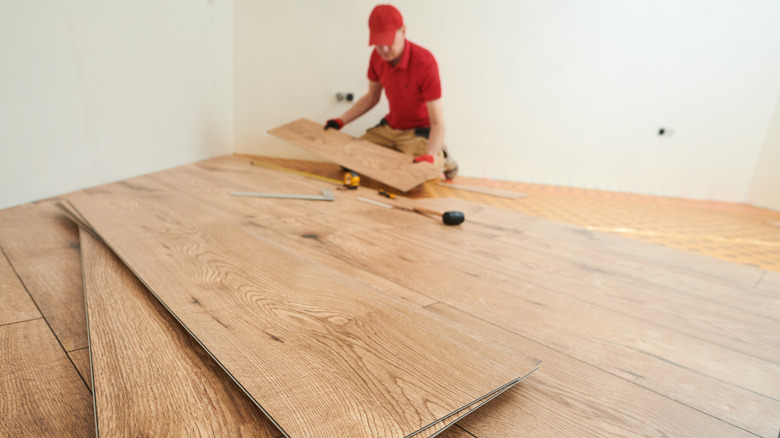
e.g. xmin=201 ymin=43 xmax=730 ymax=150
xmin=324 ymin=119 xmax=344 ymax=130
xmin=413 ymin=154 xmax=434 ymax=164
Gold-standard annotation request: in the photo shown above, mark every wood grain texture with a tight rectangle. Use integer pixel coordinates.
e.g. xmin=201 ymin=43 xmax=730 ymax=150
xmin=416 ymin=196 xmax=769 ymax=286
xmin=67 ymin=347 xmax=92 ymax=392
xmin=24 ymin=154 xmax=772 ymax=436
xmin=268 ymin=118 xmax=441 ymax=192
xmin=61 ymin=167 xmax=537 ymax=437
xmin=0 ymin=201 xmax=87 ymax=351
xmin=408 ymin=379 xmax=522 ymax=438
xmin=0 ymin=248 xmax=40 ymax=326
xmin=437 ymin=182 xmax=527 ymax=199
xmin=389 ymin=220 xmax=780 ymax=364
xmin=0 ymin=318 xmax=94 ymax=437
xmin=191 ymin=156 xmax=434 ymax=231
xmin=68 ymin=190 xmax=526 ymax=438
xmin=415 ymin=197 xmax=780 ymax=321
xmin=427 ymin=303 xmax=758 ymax=437
xmin=757 ymin=270 xmax=780 ymax=292
xmin=80 ymin=230 xmax=279 ymax=437
xmin=437 ymin=426 xmax=475 ymax=438
xmin=281 ymin=218 xmax=780 ymax=436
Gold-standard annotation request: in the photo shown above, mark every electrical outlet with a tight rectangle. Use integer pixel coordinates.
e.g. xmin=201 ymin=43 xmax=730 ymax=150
xmin=335 ymin=92 xmax=355 ymax=103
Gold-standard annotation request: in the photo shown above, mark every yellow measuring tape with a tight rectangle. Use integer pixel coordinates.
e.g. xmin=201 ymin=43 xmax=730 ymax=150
xmin=247 ymin=159 xmax=343 ymax=185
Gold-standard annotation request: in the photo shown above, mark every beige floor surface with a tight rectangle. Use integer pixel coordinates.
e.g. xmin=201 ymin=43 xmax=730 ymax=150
xmin=248 ymin=155 xmax=780 ymax=273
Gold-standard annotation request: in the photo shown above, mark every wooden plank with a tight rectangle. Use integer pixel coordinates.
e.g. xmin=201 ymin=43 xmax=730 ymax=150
xmin=408 ymin=379 xmax=522 ymax=438
xmin=61 ymin=188 xmax=536 ymax=438
xmin=437 ymin=181 xmax=527 ymax=199
xmin=414 ymin=197 xmax=779 ymax=320
xmin=387 ymin=222 xmax=780 ymax=363
xmin=190 ymin=156 xmax=433 ymax=230
xmin=437 ymin=426 xmax=475 ymax=438
xmin=0 ymin=202 xmax=88 ymax=351
xmin=0 ymin=248 xmax=40 ymax=326
xmin=67 ymin=348 xmax=92 ymax=392
xmin=80 ymin=230 xmax=280 ymax=437
xmin=70 ymin=159 xmax=437 ymax=308
xmin=280 ymin=219 xmax=780 ymax=436
xmin=0 ymin=318 xmax=94 ymax=437
xmin=416 ymin=196 xmax=769 ymax=287
xmin=427 ymin=303 xmax=757 ymax=437
xmin=268 ymin=118 xmax=441 ymax=192
xmin=757 ymin=270 xmax=780 ymax=292
xmin=68 ymin=191 xmax=528 ymax=438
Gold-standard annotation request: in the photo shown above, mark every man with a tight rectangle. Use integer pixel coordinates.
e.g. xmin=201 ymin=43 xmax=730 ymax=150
xmin=324 ymin=4 xmax=457 ymax=179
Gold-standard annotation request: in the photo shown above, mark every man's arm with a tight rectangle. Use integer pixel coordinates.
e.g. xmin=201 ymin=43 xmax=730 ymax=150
xmin=326 ymin=81 xmax=383 ymax=129
xmin=425 ymin=98 xmax=445 ymax=158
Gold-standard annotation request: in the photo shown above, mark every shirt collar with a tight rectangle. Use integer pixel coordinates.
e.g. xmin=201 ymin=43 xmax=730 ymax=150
xmin=393 ymin=39 xmax=411 ymax=70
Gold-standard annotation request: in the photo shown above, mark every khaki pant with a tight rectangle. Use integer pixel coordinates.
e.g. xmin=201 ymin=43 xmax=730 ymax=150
xmin=361 ymin=124 xmax=445 ymax=168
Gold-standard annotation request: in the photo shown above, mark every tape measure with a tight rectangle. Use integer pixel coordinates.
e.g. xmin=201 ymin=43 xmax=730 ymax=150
xmin=343 ymin=171 xmax=360 ymax=189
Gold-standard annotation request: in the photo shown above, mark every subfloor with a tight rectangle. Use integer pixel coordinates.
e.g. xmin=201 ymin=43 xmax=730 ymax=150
xmin=250 ymin=156 xmax=780 ymax=273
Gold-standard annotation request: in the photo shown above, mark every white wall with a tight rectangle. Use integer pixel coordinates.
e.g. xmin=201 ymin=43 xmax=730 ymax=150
xmin=234 ymin=0 xmax=780 ymax=202
xmin=0 ymin=0 xmax=233 ymax=210
xmin=748 ymin=96 xmax=780 ymax=211
xmin=234 ymin=0 xmax=386 ymax=160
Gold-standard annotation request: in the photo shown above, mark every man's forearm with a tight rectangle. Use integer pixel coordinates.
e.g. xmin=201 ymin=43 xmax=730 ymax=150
xmin=339 ymin=93 xmax=379 ymax=125
xmin=426 ymin=122 xmax=445 ymax=158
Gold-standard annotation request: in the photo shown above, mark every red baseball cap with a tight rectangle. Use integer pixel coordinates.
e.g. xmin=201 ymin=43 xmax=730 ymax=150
xmin=369 ymin=5 xmax=403 ymax=46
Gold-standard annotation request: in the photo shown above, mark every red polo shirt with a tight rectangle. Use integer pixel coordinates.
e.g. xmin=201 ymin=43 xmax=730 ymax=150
xmin=367 ymin=40 xmax=441 ymax=130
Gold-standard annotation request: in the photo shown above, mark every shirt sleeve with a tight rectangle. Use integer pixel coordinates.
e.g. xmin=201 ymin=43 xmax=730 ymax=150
xmin=419 ymin=56 xmax=441 ymax=101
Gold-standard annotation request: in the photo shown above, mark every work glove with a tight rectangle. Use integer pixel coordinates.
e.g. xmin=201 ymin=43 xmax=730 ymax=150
xmin=324 ymin=118 xmax=344 ymax=130
xmin=412 ymin=154 xmax=434 ymax=164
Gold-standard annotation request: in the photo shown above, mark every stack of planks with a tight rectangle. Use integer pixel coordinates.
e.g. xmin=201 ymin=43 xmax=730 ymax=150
xmin=2 ymin=154 xmax=779 ymax=437
xmin=3 ymin=155 xmax=539 ymax=437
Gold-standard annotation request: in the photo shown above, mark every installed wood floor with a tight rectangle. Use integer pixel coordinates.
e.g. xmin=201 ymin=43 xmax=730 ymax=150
xmin=254 ymin=156 xmax=780 ymax=273
xmin=0 ymin=154 xmax=778 ymax=437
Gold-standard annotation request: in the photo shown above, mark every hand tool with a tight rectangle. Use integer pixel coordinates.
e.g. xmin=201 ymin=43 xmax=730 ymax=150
xmin=378 ymin=189 xmax=395 ymax=199
xmin=357 ymin=197 xmax=465 ymax=226
xmin=343 ymin=171 xmax=360 ymax=189
xmin=231 ymin=189 xmax=335 ymax=201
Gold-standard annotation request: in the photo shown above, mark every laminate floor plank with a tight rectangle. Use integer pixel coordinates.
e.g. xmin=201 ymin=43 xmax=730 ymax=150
xmin=495 ymin=231 xmax=780 ymax=320
xmin=427 ymin=303 xmax=758 ymax=438
xmin=68 ymin=190 xmax=529 ymax=438
xmin=408 ymin=379 xmax=523 ymax=438
xmin=268 ymin=118 xmax=441 ymax=192
xmin=67 ymin=347 xmax=92 ymax=392
xmin=0 ymin=318 xmax=94 ymax=437
xmin=0 ymin=248 xmax=40 ymax=326
xmin=278 ymin=220 xmax=779 ymax=436
xmin=87 ymin=162 xmax=437 ymax=308
xmin=416 ymin=196 xmax=768 ymax=287
xmin=414 ymin=198 xmax=780 ymax=321
xmin=437 ymin=426 xmax=476 ymax=438
xmin=189 ymin=155 xmax=432 ymax=230
xmin=0 ymin=202 xmax=88 ymax=351
xmin=243 ymin=217 xmax=437 ymax=307
xmin=758 ymin=270 xmax=780 ymax=292
xmin=80 ymin=230 xmax=279 ymax=437
xmin=382 ymin=223 xmax=780 ymax=364
xmin=246 ymin=203 xmax=779 ymax=364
